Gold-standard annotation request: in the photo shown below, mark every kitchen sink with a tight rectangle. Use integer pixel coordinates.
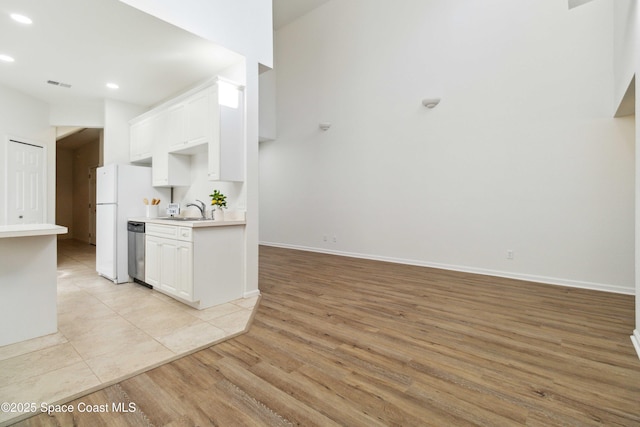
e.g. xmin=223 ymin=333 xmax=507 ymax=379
xmin=157 ymin=217 xmax=211 ymax=221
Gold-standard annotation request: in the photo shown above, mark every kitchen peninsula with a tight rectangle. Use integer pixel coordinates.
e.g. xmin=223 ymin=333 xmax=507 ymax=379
xmin=0 ymin=224 xmax=67 ymax=346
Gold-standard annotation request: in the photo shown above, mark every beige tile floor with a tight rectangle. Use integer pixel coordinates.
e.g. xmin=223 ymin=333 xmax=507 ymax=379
xmin=0 ymin=239 xmax=258 ymax=426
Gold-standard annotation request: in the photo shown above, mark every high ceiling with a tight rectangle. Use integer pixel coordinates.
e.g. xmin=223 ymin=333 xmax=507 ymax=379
xmin=0 ymin=0 xmax=329 ymax=110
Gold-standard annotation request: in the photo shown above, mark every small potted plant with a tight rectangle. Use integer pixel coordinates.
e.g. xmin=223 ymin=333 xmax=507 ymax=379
xmin=209 ymin=189 xmax=227 ymax=220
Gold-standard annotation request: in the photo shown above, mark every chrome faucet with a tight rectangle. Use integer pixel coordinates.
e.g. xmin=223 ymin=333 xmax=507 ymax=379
xmin=186 ymin=200 xmax=206 ymax=218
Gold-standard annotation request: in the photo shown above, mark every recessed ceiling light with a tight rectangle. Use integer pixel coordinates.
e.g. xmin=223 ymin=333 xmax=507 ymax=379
xmin=0 ymin=54 xmax=15 ymax=63
xmin=106 ymin=83 xmax=119 ymax=90
xmin=10 ymin=13 xmax=32 ymax=25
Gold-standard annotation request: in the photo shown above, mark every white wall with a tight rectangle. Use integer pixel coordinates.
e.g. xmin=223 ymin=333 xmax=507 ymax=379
xmin=260 ymin=0 xmax=635 ymax=294
xmin=173 ymin=152 xmax=245 ymax=218
xmin=259 ymin=69 xmax=277 ymax=141
xmin=0 ymin=84 xmax=56 ymax=225
xmin=103 ymin=99 xmax=148 ymax=165
xmin=614 ymin=0 xmax=637 ymax=113
xmin=50 ymin=102 xmax=105 ymax=128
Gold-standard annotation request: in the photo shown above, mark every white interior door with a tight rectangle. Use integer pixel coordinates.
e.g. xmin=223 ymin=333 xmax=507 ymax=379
xmin=6 ymin=139 xmax=45 ymax=224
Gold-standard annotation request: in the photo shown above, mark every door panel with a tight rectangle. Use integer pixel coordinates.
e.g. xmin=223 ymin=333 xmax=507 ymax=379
xmin=160 ymin=239 xmax=179 ymax=294
xmin=6 ymin=140 xmax=45 ymax=224
xmin=145 ymin=236 xmax=161 ymax=287
xmin=176 ymin=242 xmax=193 ymax=299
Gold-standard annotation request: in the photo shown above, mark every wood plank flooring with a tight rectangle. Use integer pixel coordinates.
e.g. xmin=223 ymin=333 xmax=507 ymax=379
xmin=14 ymin=246 xmax=640 ymax=426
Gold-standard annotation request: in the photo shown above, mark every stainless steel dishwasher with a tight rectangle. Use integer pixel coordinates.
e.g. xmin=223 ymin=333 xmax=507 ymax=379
xmin=127 ymin=221 xmax=151 ymax=288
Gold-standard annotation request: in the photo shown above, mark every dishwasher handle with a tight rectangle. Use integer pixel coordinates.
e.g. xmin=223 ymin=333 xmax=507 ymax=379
xmin=127 ymin=221 xmax=145 ymax=233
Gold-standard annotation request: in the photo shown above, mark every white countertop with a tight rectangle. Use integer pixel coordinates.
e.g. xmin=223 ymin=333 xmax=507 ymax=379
xmin=129 ymin=217 xmax=246 ymax=228
xmin=0 ymin=223 xmax=68 ymax=239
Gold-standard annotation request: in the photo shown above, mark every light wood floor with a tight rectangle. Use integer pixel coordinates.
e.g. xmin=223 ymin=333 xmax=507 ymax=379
xmin=14 ymin=246 xmax=640 ymax=426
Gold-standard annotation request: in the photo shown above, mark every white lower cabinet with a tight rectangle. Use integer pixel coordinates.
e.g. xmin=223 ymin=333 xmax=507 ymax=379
xmin=144 ymin=235 xmax=161 ymax=288
xmin=145 ymin=224 xmax=194 ymax=301
xmin=158 ymin=238 xmax=193 ymax=300
xmin=144 ymin=222 xmax=243 ymax=308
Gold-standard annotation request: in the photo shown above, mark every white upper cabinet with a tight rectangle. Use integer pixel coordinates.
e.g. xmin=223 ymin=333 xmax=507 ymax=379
xmin=129 ymin=116 xmax=154 ymax=163
xmin=167 ymin=103 xmax=186 ymax=150
xmin=186 ymin=89 xmax=212 ymax=148
xmin=209 ymin=81 xmax=244 ymax=182
xmin=149 ymin=111 xmax=191 ymax=188
xmin=130 ymin=77 xmax=245 ymax=186
xmin=152 ymin=152 xmax=191 ymax=188
xmin=168 ymin=88 xmax=213 ymax=154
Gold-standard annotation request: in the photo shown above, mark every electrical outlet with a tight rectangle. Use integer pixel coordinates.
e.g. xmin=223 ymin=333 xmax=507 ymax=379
xmin=506 ymin=250 xmax=514 ymax=260
xmin=332 ymin=235 xmax=337 ymax=243
xmin=323 ymin=235 xmax=328 ymax=242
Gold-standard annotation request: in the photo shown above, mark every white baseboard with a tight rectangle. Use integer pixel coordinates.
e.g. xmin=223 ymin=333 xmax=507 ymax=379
xmin=259 ymin=241 xmax=635 ymax=295
xmin=632 ymin=330 xmax=640 ymax=360
xmin=243 ymin=289 xmax=261 ymax=299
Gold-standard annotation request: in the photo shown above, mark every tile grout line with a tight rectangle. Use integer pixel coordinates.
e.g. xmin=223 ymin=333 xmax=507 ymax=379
xmin=0 ymin=241 xmax=260 ymax=426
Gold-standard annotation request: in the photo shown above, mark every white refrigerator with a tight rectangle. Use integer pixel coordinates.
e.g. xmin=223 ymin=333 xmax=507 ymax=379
xmin=96 ymin=163 xmax=167 ymax=283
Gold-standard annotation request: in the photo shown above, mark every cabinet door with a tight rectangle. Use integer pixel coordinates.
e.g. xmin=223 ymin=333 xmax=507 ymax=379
xmin=168 ymin=89 xmax=211 ymax=153
xmin=176 ymin=241 xmax=193 ymax=300
xmin=207 ymin=97 xmax=221 ymax=181
xmin=152 ymin=152 xmax=191 ymax=188
xmin=148 ymin=236 xmax=193 ymax=301
xmin=167 ymin=104 xmax=186 ymax=148
xmin=159 ymin=238 xmax=180 ymax=295
xmin=208 ymin=84 xmax=244 ymax=182
xmin=144 ymin=236 xmax=161 ymax=287
xmin=130 ymin=118 xmax=153 ymax=163
xmin=185 ymin=89 xmax=211 ymax=146
xmin=151 ymin=110 xmax=191 ymax=188
xmin=152 ymin=111 xmax=168 ymax=154
xmin=152 ymin=151 xmax=169 ymax=187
